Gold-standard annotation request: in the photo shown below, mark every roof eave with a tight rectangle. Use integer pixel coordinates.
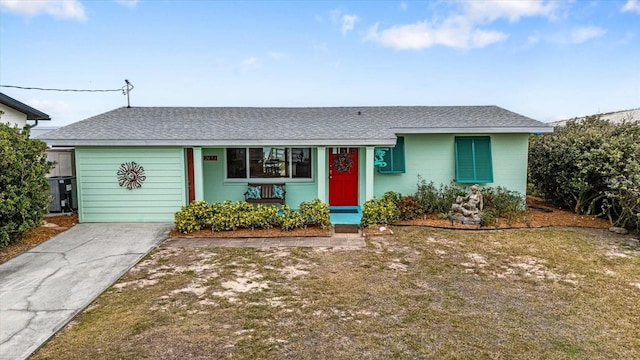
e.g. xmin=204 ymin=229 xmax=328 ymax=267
xmin=392 ymin=126 xmax=555 ymax=134
xmin=43 ymin=138 xmax=399 ymax=147
xmin=0 ymin=94 xmax=51 ymax=120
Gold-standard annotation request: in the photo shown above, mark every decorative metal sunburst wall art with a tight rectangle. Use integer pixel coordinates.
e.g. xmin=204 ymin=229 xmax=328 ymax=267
xmin=117 ymin=161 xmax=146 ymax=190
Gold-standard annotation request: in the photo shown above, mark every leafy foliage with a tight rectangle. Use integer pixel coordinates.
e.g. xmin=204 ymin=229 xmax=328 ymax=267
xmin=481 ymin=187 xmax=526 ymax=226
xmin=279 ymin=205 xmax=307 ymax=231
xmin=482 ymin=187 xmax=526 ymax=219
xmin=0 ymin=124 xmax=53 ymax=247
xmin=361 ymin=193 xmax=400 ymax=227
xmin=174 ymin=199 xmax=331 ymax=233
xmin=298 ymin=199 xmax=331 ymax=229
xmin=396 ymin=195 xmax=422 ymax=220
xmin=529 ymin=116 xmax=640 ymax=229
xmin=371 ymin=178 xmax=526 ymax=227
xmin=174 ymin=200 xmax=213 ymax=233
xmin=415 ymin=177 xmax=467 ymax=215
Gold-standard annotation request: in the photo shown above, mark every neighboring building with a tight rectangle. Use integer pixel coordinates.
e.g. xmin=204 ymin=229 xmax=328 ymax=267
xmin=0 ymin=92 xmax=51 ymax=128
xmin=32 ymin=127 xmax=75 ymax=178
xmin=0 ymin=94 xmax=74 ymax=178
xmin=551 ymin=108 xmax=640 ymax=127
xmin=41 ymin=106 xmax=553 ymax=223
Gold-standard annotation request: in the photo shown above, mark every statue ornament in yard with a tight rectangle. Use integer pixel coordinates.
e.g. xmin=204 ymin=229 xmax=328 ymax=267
xmin=450 ymin=184 xmax=483 ymax=225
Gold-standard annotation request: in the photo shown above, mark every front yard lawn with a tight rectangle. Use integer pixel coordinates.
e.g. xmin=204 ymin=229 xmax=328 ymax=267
xmin=33 ymin=227 xmax=640 ymax=359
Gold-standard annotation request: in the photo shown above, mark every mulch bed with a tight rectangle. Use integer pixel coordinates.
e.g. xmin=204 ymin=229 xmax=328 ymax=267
xmin=393 ymin=196 xmax=611 ymax=230
xmin=169 ymin=226 xmax=332 ymax=239
xmin=0 ymin=213 xmax=78 ymax=264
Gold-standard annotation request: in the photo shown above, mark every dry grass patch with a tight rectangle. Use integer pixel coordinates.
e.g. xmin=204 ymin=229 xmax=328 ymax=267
xmin=33 ymin=227 xmax=640 ymax=359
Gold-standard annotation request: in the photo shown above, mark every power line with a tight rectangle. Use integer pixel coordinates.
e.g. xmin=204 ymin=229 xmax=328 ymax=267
xmin=0 ymin=84 xmax=124 ymax=92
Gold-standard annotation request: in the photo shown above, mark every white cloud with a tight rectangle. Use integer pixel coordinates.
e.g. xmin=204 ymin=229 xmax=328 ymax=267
xmin=463 ymin=0 xmax=557 ymax=22
xmin=114 ymin=0 xmax=138 ymax=9
xmin=622 ymin=0 xmax=640 ymax=14
xmin=236 ymin=57 xmax=260 ymax=75
xmin=570 ymin=26 xmax=606 ymax=43
xmin=341 ymin=14 xmax=359 ymax=35
xmin=0 ymin=0 xmax=86 ymax=21
xmin=366 ymin=0 xmax=556 ymax=50
xmin=472 ymin=29 xmax=510 ymax=47
xmin=329 ymin=9 xmax=359 ymax=36
xmin=366 ymin=14 xmax=508 ymax=50
xmin=546 ymin=26 xmax=606 ymax=45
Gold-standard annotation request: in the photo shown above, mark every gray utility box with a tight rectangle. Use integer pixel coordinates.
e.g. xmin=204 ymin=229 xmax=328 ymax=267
xmin=47 ymin=176 xmax=77 ymax=213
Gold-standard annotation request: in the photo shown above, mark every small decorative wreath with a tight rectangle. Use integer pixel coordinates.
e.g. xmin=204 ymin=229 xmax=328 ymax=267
xmin=334 ymin=153 xmax=353 ymax=173
xmin=117 ymin=161 xmax=146 ymax=190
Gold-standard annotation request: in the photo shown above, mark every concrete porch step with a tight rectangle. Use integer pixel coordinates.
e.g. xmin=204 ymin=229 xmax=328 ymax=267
xmin=333 ymin=224 xmax=360 ymax=234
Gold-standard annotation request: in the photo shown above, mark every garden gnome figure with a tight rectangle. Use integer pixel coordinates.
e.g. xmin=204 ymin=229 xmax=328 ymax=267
xmin=450 ymin=184 xmax=483 ymax=224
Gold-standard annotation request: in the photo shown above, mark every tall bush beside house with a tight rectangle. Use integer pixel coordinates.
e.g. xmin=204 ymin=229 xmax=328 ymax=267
xmin=0 ymin=123 xmax=54 ymax=247
xmin=529 ymin=116 xmax=640 ymax=229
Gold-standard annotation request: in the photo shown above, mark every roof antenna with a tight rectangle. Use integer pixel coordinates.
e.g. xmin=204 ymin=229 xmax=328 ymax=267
xmin=123 ymin=79 xmax=134 ymax=108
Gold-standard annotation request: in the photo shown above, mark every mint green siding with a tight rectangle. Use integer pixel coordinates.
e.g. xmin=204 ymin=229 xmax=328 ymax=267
xmin=201 ymin=148 xmax=318 ymax=207
xmin=373 ymin=133 xmax=529 ymax=197
xmin=75 ymin=147 xmax=186 ymax=222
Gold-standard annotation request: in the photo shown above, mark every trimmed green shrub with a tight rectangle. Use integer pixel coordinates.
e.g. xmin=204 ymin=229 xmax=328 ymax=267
xmin=248 ymin=204 xmax=280 ymax=230
xmin=280 ymin=205 xmax=306 ymax=231
xmin=175 ymin=199 xmax=333 ymax=234
xmin=298 ymin=199 xmax=331 ymax=229
xmin=174 ymin=200 xmax=214 ymax=234
xmin=210 ymin=201 xmax=253 ymax=232
xmin=381 ymin=191 xmax=401 ymax=204
xmin=1 ymin=124 xmax=54 ymax=247
xmin=361 ymin=194 xmax=400 ymax=227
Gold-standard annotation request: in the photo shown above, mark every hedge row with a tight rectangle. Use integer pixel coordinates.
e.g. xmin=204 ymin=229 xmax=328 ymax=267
xmin=174 ymin=199 xmax=330 ymax=234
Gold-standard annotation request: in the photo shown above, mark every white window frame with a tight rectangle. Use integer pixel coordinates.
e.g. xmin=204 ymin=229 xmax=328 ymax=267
xmin=224 ymin=147 xmax=314 ymax=183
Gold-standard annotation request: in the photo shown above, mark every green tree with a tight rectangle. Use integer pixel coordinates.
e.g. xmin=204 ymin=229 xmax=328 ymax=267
xmin=528 ymin=116 xmax=640 ymax=229
xmin=0 ymin=122 xmax=54 ymax=247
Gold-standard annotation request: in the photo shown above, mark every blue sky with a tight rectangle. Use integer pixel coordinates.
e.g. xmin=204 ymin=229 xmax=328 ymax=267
xmin=1 ymin=0 xmax=639 ymax=126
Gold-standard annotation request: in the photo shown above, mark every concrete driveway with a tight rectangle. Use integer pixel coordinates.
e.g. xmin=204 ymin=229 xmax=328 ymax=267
xmin=0 ymin=223 xmax=171 ymax=360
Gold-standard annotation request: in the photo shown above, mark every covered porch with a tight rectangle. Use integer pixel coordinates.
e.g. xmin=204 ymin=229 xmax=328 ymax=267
xmin=187 ymin=146 xmax=382 ymax=211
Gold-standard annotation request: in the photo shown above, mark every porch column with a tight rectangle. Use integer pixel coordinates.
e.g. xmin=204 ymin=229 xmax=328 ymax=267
xmin=193 ymin=147 xmax=204 ymax=200
xmin=365 ymin=146 xmax=375 ymax=201
xmin=317 ymin=146 xmax=327 ymax=203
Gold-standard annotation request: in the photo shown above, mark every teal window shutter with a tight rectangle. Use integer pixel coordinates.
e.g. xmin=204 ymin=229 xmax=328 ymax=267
xmin=376 ymin=136 xmax=405 ymax=174
xmin=455 ymin=136 xmax=493 ymax=183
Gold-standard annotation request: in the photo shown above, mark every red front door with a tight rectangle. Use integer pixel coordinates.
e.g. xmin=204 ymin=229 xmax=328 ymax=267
xmin=329 ymin=148 xmax=358 ymax=206
xmin=186 ymin=148 xmax=195 ymax=203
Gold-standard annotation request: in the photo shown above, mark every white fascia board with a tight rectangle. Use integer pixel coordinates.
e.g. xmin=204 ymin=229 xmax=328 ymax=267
xmin=44 ymin=138 xmax=399 ymax=147
xmin=392 ymin=127 xmax=555 ymax=134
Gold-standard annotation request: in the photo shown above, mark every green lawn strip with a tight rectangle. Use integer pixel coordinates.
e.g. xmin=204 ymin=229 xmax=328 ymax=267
xmin=31 ymin=228 xmax=640 ymax=359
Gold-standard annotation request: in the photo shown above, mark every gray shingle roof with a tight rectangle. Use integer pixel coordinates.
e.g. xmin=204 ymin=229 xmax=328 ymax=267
xmin=41 ymin=106 xmax=552 ymax=147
